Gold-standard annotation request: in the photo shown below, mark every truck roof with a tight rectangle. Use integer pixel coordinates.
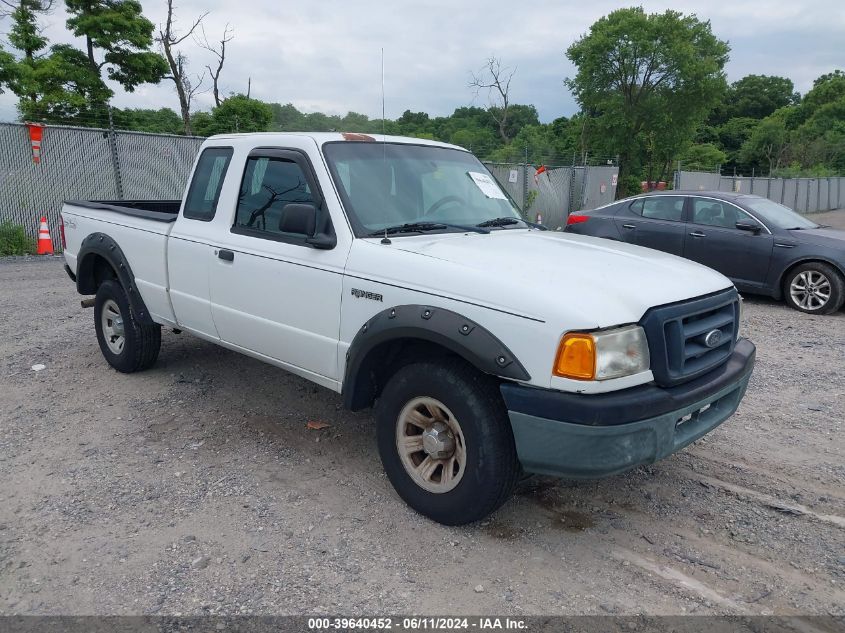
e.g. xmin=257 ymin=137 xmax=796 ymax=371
xmin=206 ymin=131 xmax=468 ymax=152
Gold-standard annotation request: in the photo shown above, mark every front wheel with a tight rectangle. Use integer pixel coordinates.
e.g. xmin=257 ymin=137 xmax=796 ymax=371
xmin=376 ymin=359 xmax=519 ymax=525
xmin=783 ymin=263 xmax=844 ymax=314
xmin=94 ymin=279 xmax=161 ymax=373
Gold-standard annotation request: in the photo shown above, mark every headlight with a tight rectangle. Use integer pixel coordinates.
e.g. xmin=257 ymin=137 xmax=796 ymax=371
xmin=554 ymin=325 xmax=650 ymax=381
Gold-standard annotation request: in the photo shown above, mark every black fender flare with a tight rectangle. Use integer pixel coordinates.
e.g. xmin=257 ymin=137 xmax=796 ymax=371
xmin=342 ymin=304 xmax=530 ymax=410
xmin=75 ymin=232 xmax=156 ymax=326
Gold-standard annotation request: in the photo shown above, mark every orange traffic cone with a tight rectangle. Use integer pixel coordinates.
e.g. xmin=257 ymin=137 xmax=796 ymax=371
xmin=36 ymin=216 xmax=54 ymax=255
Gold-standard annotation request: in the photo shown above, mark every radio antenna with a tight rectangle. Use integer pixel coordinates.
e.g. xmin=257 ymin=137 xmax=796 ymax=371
xmin=379 ymin=47 xmax=391 ymax=245
xmin=381 ymin=47 xmax=386 ymax=141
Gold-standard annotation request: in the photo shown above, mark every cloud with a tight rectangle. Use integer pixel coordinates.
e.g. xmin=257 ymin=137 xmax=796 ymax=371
xmin=1 ymin=0 xmax=843 ymax=124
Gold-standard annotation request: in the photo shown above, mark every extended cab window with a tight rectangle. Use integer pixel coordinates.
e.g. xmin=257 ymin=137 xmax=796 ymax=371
xmin=691 ymin=198 xmax=753 ymax=229
xmin=637 ymin=196 xmax=685 ymax=221
xmin=233 ymin=156 xmax=316 ymax=239
xmin=183 ymin=147 xmax=232 ymax=221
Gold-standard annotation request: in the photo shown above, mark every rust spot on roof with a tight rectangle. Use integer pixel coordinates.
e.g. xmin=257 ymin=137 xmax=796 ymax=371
xmin=342 ymin=132 xmax=376 ymax=141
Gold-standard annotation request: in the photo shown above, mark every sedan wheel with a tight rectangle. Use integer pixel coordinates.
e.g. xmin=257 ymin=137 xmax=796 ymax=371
xmin=784 ymin=263 xmax=845 ymax=315
xmin=789 ymin=270 xmax=831 ymax=311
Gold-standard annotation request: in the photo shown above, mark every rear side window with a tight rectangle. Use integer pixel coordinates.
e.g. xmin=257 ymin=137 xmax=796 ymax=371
xmin=183 ymin=147 xmax=233 ymax=221
xmin=639 ymin=196 xmax=685 ymax=222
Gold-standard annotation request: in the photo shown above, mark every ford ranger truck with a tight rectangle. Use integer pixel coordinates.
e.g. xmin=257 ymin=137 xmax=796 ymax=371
xmin=60 ymin=133 xmax=756 ymax=525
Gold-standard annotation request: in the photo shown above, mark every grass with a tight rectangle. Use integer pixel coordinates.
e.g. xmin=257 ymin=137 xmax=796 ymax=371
xmin=0 ymin=221 xmax=36 ymax=256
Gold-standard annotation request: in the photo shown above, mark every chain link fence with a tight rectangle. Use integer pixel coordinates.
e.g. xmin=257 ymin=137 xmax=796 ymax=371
xmin=0 ymin=121 xmax=622 ymax=242
xmin=0 ymin=122 xmax=204 ymax=242
xmin=483 ymin=162 xmax=619 ymax=229
xmin=675 ymin=170 xmax=845 ymax=214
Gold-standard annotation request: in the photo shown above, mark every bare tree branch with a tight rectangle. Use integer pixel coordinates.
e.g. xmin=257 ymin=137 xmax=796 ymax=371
xmin=197 ymin=22 xmax=232 ymax=107
xmin=469 ymin=56 xmax=516 ymax=143
xmin=156 ymin=0 xmax=208 ymax=134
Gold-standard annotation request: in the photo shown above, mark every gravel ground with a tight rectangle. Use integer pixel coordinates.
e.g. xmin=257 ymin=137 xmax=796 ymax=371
xmin=0 ymin=221 xmax=844 ymax=616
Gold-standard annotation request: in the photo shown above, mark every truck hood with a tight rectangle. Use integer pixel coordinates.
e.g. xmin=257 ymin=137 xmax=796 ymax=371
xmin=355 ymin=229 xmax=733 ymax=328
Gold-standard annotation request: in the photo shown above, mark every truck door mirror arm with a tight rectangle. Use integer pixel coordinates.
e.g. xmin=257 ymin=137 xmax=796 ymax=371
xmin=306 ymin=233 xmax=337 ymax=249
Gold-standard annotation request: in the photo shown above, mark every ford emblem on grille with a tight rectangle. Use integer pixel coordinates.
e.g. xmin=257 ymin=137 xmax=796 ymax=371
xmin=704 ymin=329 xmax=723 ymax=348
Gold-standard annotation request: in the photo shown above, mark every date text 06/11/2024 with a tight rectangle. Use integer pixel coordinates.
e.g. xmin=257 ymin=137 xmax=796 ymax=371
xmin=307 ymin=617 xmax=528 ymax=630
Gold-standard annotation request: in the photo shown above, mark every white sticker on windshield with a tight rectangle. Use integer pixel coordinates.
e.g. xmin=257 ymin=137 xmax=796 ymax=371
xmin=467 ymin=171 xmax=507 ymax=199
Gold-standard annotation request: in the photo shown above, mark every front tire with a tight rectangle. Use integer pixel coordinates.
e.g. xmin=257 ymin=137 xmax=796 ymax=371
xmin=376 ymin=359 xmax=519 ymax=525
xmin=94 ymin=279 xmax=161 ymax=373
xmin=783 ymin=263 xmax=844 ymax=314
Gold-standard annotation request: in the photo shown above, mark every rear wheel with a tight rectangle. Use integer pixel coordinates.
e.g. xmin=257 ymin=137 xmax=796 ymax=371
xmin=94 ymin=279 xmax=161 ymax=372
xmin=376 ymin=359 xmax=519 ymax=525
xmin=783 ymin=263 xmax=844 ymax=314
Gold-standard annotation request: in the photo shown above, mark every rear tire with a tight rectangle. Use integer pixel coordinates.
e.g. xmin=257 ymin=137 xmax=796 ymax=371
xmin=94 ymin=279 xmax=161 ymax=373
xmin=783 ymin=262 xmax=844 ymax=315
xmin=376 ymin=359 xmax=519 ymax=525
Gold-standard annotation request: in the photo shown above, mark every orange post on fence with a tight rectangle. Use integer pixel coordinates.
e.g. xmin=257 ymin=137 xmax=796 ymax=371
xmin=25 ymin=122 xmax=45 ymax=164
xmin=36 ymin=216 xmax=54 ymax=255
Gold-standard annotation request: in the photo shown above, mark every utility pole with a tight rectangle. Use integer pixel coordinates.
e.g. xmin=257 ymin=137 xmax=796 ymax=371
xmin=522 ymin=145 xmax=529 ymax=212
xmin=107 ymin=104 xmax=124 ymax=200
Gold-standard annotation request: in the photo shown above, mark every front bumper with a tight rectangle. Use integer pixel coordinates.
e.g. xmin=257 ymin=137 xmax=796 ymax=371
xmin=501 ymin=338 xmax=755 ymax=478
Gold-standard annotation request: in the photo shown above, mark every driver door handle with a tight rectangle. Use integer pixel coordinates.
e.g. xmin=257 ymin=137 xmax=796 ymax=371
xmin=216 ymin=249 xmax=235 ymax=261
xmin=622 ymin=224 xmax=636 ymax=230
xmin=689 ymin=231 xmax=706 ymax=238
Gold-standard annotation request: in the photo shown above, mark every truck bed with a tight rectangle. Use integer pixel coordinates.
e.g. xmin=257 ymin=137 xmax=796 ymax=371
xmin=65 ymin=200 xmax=181 ymax=223
xmin=62 ymin=199 xmax=179 ymax=326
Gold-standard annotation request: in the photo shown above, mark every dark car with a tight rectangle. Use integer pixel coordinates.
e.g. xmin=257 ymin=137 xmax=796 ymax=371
xmin=565 ymin=191 xmax=845 ymax=314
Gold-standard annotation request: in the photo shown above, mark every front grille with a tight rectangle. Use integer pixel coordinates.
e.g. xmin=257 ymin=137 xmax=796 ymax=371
xmin=640 ymin=289 xmax=739 ymax=387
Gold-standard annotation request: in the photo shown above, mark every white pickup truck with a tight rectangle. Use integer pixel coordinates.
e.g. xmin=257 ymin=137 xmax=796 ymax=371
xmin=61 ymin=132 xmax=756 ymax=525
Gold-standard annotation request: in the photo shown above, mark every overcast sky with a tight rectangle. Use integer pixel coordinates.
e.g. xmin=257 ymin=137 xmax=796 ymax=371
xmin=1 ymin=0 xmax=843 ymax=123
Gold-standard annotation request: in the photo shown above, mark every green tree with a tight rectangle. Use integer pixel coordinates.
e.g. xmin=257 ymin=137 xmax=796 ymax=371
xmin=717 ymin=117 xmax=757 ymax=154
xmin=680 ymin=143 xmax=726 ymax=171
xmin=738 ymin=113 xmax=789 ymax=175
xmin=0 ymin=0 xmax=51 ymax=112
xmin=269 ymin=103 xmax=305 ymax=131
xmin=192 ymin=94 xmax=272 ymax=136
xmin=0 ymin=44 xmax=18 ymax=93
xmin=0 ymin=1 xmax=113 ymax=123
xmin=713 ymin=74 xmax=799 ymax=123
xmin=22 ymin=44 xmax=112 ymax=123
xmin=395 ymin=110 xmax=430 ymax=134
xmin=566 ymin=7 xmax=729 ymax=197
xmin=800 ymin=70 xmax=845 ymax=119
xmin=791 ymin=96 xmax=845 ymax=172
xmin=64 ymin=0 xmax=168 ymax=93
xmin=112 ymin=106 xmax=183 ymax=133
xmin=502 ymin=104 xmax=540 ymax=141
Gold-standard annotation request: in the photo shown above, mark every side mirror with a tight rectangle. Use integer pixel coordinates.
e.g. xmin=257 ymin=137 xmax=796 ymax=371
xmin=279 ymin=203 xmax=336 ymax=249
xmin=305 ymin=233 xmax=337 ymax=250
xmin=735 ymin=220 xmax=762 ymax=234
xmin=280 ymin=203 xmax=317 ymax=235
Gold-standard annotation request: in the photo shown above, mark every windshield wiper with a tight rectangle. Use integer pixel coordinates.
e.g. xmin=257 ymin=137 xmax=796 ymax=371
xmin=367 ymin=221 xmax=488 ymax=237
xmin=476 ymin=216 xmax=521 ymax=228
xmin=476 ymin=216 xmax=548 ymax=231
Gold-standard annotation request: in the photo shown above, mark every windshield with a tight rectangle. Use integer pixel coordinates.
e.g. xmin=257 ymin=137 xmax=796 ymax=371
xmin=742 ymin=197 xmax=818 ymax=230
xmin=323 ymin=142 xmax=523 ymax=236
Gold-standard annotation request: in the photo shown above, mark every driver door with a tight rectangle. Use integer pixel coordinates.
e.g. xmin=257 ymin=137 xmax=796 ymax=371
xmin=208 ymin=148 xmax=346 ymax=383
xmin=683 ymin=197 xmax=774 ymax=288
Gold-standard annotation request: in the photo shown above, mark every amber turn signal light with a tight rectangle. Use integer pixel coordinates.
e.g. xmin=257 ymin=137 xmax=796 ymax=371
xmin=554 ymin=333 xmax=596 ymax=380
